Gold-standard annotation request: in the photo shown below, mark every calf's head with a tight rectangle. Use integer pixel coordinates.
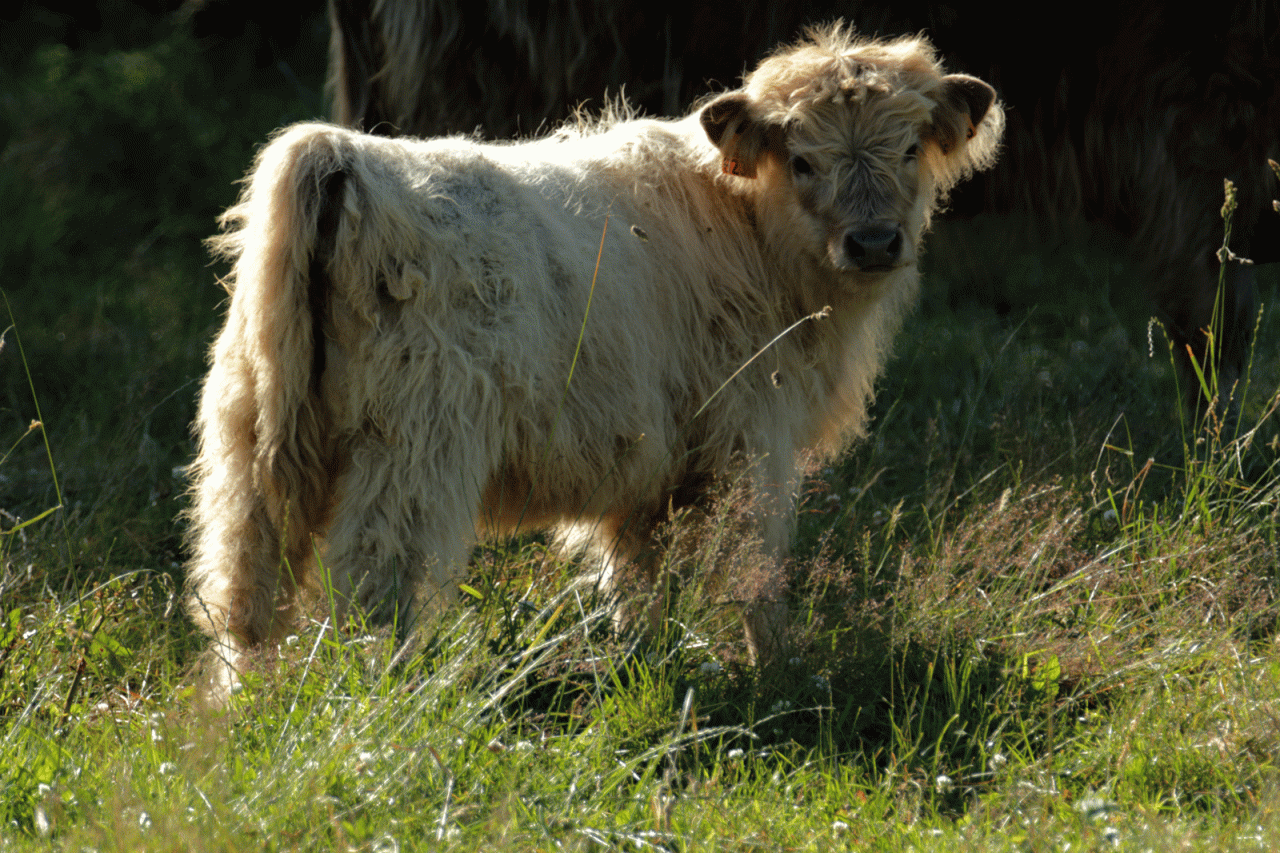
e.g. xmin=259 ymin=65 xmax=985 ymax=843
xmin=701 ymin=27 xmax=1003 ymax=280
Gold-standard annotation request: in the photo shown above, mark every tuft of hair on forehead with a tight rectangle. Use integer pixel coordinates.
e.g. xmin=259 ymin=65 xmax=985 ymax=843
xmin=731 ymin=21 xmax=1003 ymax=199
xmin=745 ymin=22 xmax=944 ymax=117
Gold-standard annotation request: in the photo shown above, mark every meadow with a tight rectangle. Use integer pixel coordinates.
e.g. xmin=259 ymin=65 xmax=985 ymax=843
xmin=2 ymin=7 xmax=1279 ymax=850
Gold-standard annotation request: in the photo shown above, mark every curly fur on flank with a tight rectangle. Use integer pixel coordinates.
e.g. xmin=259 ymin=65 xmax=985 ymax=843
xmin=187 ymin=26 xmax=1003 ymax=698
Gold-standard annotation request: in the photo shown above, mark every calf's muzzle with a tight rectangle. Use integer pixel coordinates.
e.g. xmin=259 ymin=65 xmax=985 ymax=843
xmin=844 ymin=223 xmax=904 ymax=272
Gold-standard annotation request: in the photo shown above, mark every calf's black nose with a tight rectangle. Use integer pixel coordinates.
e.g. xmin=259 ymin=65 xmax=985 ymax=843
xmin=845 ymin=225 xmax=903 ymax=270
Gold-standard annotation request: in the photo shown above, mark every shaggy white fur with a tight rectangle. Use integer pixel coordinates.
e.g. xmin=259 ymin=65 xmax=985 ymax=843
xmin=186 ymin=25 xmax=1003 ymax=697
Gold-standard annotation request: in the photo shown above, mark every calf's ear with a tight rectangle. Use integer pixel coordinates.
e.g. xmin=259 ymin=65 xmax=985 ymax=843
xmin=927 ymin=74 xmax=997 ymax=156
xmin=700 ymin=92 xmax=783 ymax=179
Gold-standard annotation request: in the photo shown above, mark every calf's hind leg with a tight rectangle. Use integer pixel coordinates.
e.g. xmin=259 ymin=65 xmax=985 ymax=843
xmin=318 ymin=428 xmax=493 ymax=636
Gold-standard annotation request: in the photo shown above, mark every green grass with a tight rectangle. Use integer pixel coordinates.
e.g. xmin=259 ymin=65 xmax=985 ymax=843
xmin=3 ymin=7 xmax=1280 ymax=850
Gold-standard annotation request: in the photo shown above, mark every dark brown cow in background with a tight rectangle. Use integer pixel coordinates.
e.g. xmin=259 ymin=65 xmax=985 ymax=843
xmin=329 ymin=0 xmax=1280 ymax=411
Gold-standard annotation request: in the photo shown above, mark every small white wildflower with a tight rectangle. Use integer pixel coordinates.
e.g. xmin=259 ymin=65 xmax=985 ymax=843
xmin=727 ymin=748 xmax=744 ymax=759
xmin=699 ymin=660 xmax=723 ymax=675
xmin=810 ymin=675 xmax=830 ymax=693
xmin=832 ymin=820 xmax=849 ymax=834
xmin=769 ymin=699 xmax=794 ymax=715
xmin=1102 ymin=508 xmax=1118 ymax=526
xmin=515 ymin=740 xmax=535 ymax=752
xmin=158 ymin=762 xmax=177 ymax=775
xmin=284 ymin=635 xmax=300 ymax=647
xmin=138 ymin=811 xmax=152 ymax=831
xmin=989 ymin=752 xmax=1007 ymax=769
xmin=1076 ymin=796 xmax=1119 ymax=821
xmin=935 ymin=774 xmax=953 ymax=792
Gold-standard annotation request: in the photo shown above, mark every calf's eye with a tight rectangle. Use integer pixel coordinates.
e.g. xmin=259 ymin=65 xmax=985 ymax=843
xmin=905 ymin=143 xmax=920 ymax=159
xmin=790 ymin=155 xmax=813 ymax=177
